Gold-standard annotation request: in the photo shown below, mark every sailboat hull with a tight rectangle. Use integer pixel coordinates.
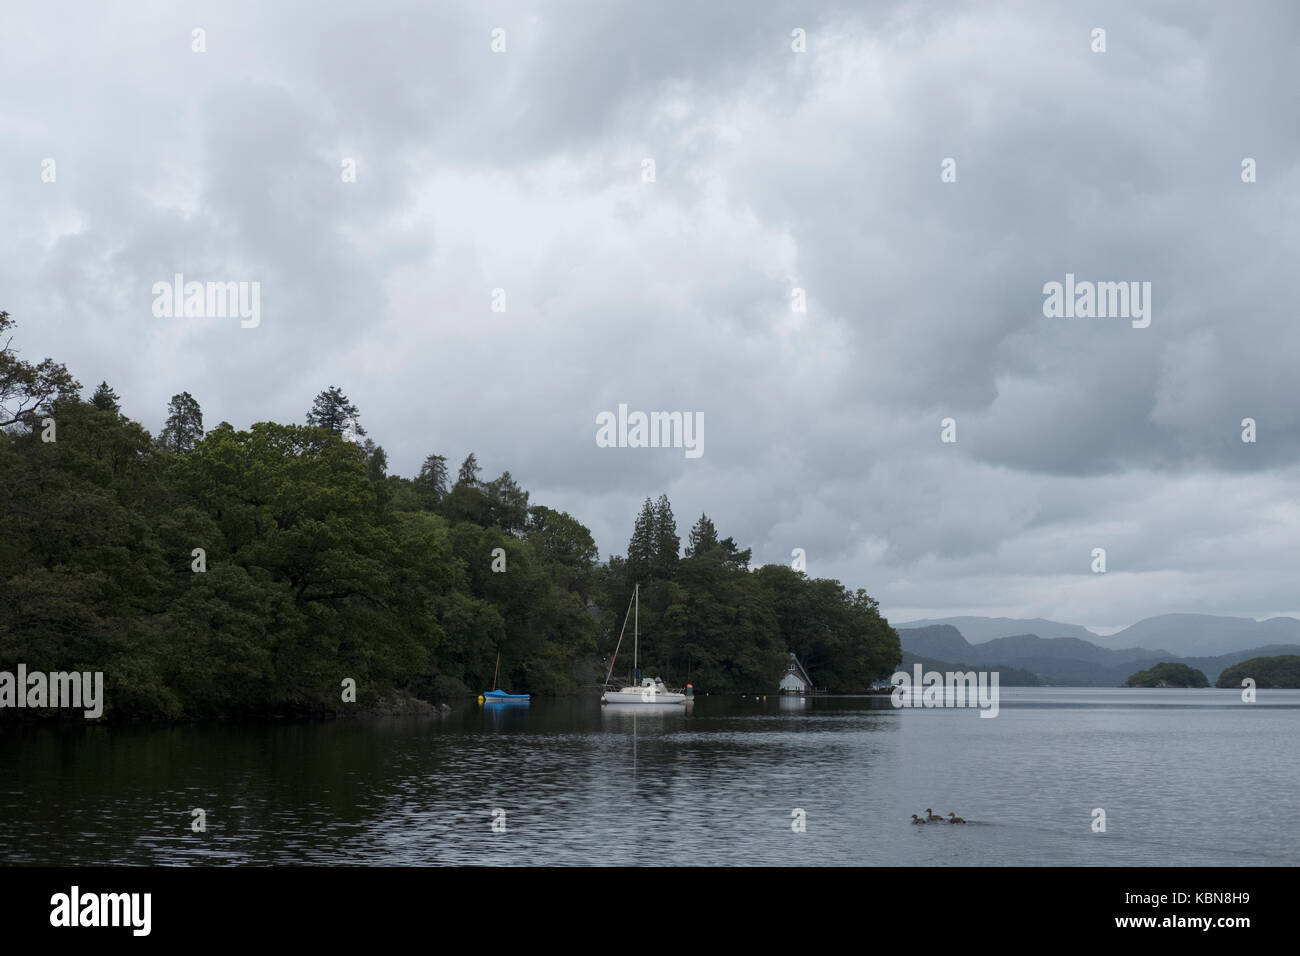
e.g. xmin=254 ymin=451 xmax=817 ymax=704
xmin=601 ymin=690 xmax=687 ymax=704
xmin=481 ymin=690 xmax=530 ymax=701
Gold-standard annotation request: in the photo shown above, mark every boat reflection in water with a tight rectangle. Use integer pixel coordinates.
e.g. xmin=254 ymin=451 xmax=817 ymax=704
xmin=601 ymin=697 xmax=694 ymax=714
xmin=600 ymin=697 xmax=691 ymax=781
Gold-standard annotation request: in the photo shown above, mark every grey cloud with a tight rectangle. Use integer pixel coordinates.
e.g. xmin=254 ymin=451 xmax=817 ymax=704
xmin=3 ymin=0 xmax=1298 ymax=626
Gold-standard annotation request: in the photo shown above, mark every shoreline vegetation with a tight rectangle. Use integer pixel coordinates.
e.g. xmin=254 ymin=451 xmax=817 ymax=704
xmin=0 ymin=314 xmax=901 ymax=722
xmin=1121 ymin=662 xmax=1210 ymax=688
xmin=1214 ymin=654 xmax=1300 ymax=688
xmin=1119 ymin=654 xmax=1300 ymax=689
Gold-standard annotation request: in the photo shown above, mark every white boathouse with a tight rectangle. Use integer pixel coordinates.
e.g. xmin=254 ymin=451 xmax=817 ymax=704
xmin=779 ymin=653 xmax=814 ymax=694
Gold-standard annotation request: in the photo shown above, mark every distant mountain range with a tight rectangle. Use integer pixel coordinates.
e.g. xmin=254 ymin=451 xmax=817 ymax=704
xmin=899 ymin=649 xmax=1044 ymax=686
xmin=893 ymin=619 xmax=1300 ymax=686
xmin=895 ymin=616 xmax=1101 ymax=643
xmin=895 ymin=613 xmax=1300 ymax=657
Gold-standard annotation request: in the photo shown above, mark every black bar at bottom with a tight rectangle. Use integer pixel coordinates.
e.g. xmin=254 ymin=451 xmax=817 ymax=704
xmin=0 ymin=865 xmax=1275 ymax=942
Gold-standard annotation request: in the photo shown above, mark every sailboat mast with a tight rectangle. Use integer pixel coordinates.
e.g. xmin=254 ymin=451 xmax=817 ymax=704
xmin=492 ymin=651 xmax=500 ymax=692
xmin=603 ymin=589 xmax=637 ymax=688
xmin=634 ymin=583 xmax=639 ymax=674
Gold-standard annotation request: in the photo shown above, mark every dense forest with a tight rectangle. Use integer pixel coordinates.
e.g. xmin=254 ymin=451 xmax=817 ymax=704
xmin=0 ymin=312 xmax=900 ymax=719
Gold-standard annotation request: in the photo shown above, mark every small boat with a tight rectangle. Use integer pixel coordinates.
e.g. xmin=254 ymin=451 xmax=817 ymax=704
xmin=481 ymin=689 xmax=530 ymax=702
xmin=479 ymin=653 xmax=530 ymax=703
xmin=601 ymin=584 xmax=686 ymax=705
xmin=603 ymin=677 xmax=686 ymax=704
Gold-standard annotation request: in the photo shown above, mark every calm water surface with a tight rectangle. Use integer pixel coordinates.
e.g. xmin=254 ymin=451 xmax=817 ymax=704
xmin=2 ymin=688 xmax=1297 ymax=865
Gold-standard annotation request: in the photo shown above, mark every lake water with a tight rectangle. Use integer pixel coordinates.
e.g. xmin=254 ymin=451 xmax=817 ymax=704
xmin=2 ymin=688 xmax=1297 ymax=866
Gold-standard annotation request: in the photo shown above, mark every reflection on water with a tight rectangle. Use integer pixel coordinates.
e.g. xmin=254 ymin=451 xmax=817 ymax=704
xmin=1 ymin=689 xmax=1297 ymax=865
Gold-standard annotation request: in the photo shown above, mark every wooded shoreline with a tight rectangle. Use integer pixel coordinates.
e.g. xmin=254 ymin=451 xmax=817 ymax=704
xmin=0 ymin=313 xmax=902 ymax=721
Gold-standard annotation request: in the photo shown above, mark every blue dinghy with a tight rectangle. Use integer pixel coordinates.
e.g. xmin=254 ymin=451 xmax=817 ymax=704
xmin=480 ymin=653 xmax=530 ymax=702
xmin=480 ymin=689 xmax=530 ymax=702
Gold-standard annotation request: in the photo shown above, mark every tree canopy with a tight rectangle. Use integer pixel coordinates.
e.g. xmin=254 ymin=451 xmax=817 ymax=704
xmin=0 ymin=311 xmax=80 ymax=428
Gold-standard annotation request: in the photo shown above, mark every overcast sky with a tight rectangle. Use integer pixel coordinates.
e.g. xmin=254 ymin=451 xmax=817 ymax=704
xmin=3 ymin=1 xmax=1298 ymax=632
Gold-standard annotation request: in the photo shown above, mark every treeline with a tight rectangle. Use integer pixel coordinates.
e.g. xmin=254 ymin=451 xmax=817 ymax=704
xmin=1121 ymin=662 xmax=1209 ymax=688
xmin=0 ymin=312 xmax=900 ymax=719
xmin=1215 ymin=655 xmax=1300 ymax=688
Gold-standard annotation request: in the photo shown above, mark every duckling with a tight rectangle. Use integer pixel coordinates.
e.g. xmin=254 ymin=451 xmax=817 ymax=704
xmin=925 ymin=808 xmax=944 ymax=822
xmin=947 ymin=812 xmax=966 ymax=824
xmin=910 ymin=814 xmax=926 ymax=824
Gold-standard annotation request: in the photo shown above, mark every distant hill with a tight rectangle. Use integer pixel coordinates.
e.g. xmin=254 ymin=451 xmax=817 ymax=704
xmin=898 ymin=650 xmax=1044 ymax=686
xmin=1179 ymin=645 xmax=1300 ymax=684
xmin=896 ymin=613 xmax=1300 ymax=660
xmin=894 ymin=617 xmax=1100 ymax=643
xmin=894 ymin=625 xmax=977 ymax=662
xmin=1215 ymin=654 xmax=1300 ymax=689
xmin=895 ymin=624 xmax=1300 ymax=686
xmin=897 ymin=625 xmax=1174 ymax=686
xmin=1104 ymin=614 xmax=1300 ymax=657
xmin=977 ymin=633 xmax=1166 ymax=665
xmin=1122 ymin=662 xmax=1209 ymax=688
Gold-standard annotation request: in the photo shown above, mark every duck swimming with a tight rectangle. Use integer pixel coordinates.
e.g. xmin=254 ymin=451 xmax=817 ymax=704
xmin=947 ymin=812 xmax=966 ymax=824
xmin=910 ymin=814 xmax=926 ymax=824
xmin=925 ymin=808 xmax=944 ymax=822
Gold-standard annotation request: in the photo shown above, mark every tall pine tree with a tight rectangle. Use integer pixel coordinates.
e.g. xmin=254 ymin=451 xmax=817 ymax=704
xmin=651 ymin=494 xmax=679 ymax=580
xmin=306 ymin=386 xmax=364 ymax=436
xmin=159 ymin=391 xmax=203 ymax=453
xmin=485 ymin=470 xmax=529 ymax=534
xmin=443 ymin=453 xmax=489 ymax=524
xmin=626 ymin=497 xmax=655 ymax=583
xmin=456 ymin=453 xmax=482 ymax=488
xmin=414 ymin=453 xmax=449 ymax=504
xmin=685 ymin=513 xmax=719 ymax=557
xmin=90 ymin=381 xmax=120 ymax=413
xmin=362 ymin=438 xmax=388 ymax=481
xmin=719 ymin=535 xmax=752 ymax=569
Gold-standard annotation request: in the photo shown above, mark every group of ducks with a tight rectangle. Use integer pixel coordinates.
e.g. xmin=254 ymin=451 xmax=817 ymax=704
xmin=911 ymin=808 xmax=965 ymax=824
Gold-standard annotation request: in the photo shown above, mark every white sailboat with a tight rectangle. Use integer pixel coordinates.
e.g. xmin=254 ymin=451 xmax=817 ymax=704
xmin=601 ymin=583 xmax=687 ymax=705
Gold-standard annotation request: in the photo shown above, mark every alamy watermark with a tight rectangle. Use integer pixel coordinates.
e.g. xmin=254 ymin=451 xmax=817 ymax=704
xmin=152 ymin=273 xmax=260 ymax=328
xmin=890 ymin=664 xmax=1000 ymax=718
xmin=0 ymin=665 xmax=104 ymax=718
xmin=1042 ymin=273 xmax=1151 ymax=328
xmin=50 ymin=886 xmax=150 ymax=936
xmin=595 ymin=404 xmax=703 ymax=459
